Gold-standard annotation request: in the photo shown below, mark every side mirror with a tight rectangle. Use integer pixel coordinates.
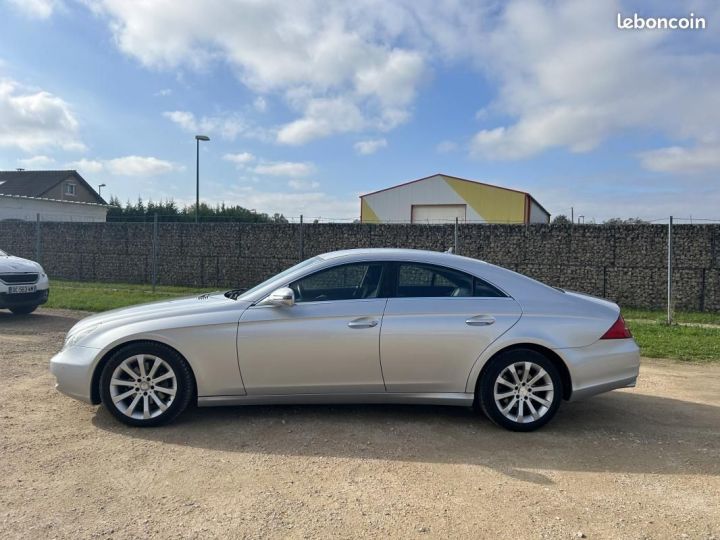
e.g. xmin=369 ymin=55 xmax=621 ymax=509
xmin=262 ymin=287 xmax=295 ymax=307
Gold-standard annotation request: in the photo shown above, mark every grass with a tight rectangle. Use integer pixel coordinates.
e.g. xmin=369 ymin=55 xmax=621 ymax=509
xmin=45 ymin=279 xmax=208 ymax=312
xmin=43 ymin=280 xmax=720 ymax=362
xmin=627 ymin=320 xmax=720 ymax=362
xmin=623 ymin=308 xmax=720 ymax=326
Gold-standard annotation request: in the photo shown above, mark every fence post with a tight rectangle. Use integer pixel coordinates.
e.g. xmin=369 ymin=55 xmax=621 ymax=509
xmin=667 ymin=216 xmax=673 ymax=325
xmin=35 ymin=213 xmax=41 ymax=263
xmin=454 ymin=217 xmax=459 ymax=254
xmin=299 ymin=214 xmax=304 ymax=261
xmin=152 ymin=213 xmax=158 ymax=292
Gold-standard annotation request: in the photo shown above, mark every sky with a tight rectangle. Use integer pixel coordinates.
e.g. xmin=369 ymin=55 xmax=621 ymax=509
xmin=0 ymin=0 xmax=719 ymax=223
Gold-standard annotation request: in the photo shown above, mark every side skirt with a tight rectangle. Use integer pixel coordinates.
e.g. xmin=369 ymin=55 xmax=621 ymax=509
xmin=198 ymin=392 xmax=474 ymax=407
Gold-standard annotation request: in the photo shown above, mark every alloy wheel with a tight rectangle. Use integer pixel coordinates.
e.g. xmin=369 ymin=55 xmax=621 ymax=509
xmin=493 ymin=361 xmax=555 ymax=424
xmin=109 ymin=354 xmax=177 ymax=420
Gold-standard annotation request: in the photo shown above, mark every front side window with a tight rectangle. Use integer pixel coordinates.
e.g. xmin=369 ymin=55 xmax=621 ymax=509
xmin=396 ymin=263 xmax=505 ymax=298
xmin=290 ymin=263 xmax=384 ymax=303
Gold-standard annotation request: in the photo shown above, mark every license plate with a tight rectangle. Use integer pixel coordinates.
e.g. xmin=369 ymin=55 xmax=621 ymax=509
xmin=8 ymin=285 xmax=36 ymax=294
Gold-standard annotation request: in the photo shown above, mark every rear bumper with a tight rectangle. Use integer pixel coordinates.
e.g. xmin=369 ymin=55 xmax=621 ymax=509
xmin=0 ymin=289 xmax=49 ymax=309
xmin=49 ymin=346 xmax=100 ymax=404
xmin=559 ymin=339 xmax=640 ymax=401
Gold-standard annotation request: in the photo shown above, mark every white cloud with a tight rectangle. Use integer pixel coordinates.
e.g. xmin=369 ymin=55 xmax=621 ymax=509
xmin=253 ymin=96 xmax=267 ymax=112
xmin=62 ymin=156 xmax=183 ymax=178
xmin=80 ymin=0 xmax=720 ymax=171
xmin=354 ymin=138 xmax=387 ymax=155
xmin=163 ymin=110 xmax=196 ymax=131
xmin=222 ymin=152 xmax=255 ymax=167
xmin=154 ymin=88 xmax=172 ymax=97
xmin=288 ymin=179 xmax=320 ymax=190
xmin=253 ymin=161 xmax=315 ymax=177
xmin=90 ymin=1 xmax=429 ymax=144
xmin=7 ymin=0 xmax=58 ymax=19
xmin=104 ymin=156 xmax=182 ymax=176
xmin=638 ymin=145 xmax=720 ymax=174
xmin=17 ymin=155 xmax=56 ymax=168
xmin=163 ymin=109 xmax=269 ymax=140
xmin=0 ymin=78 xmax=85 ymax=152
xmin=468 ymin=1 xmax=720 ymax=161
xmin=277 ymin=97 xmax=367 ymax=145
xmin=65 ymin=158 xmax=104 ymax=174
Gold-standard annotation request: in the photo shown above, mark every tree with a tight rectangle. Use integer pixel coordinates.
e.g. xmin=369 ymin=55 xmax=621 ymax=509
xmin=551 ymin=214 xmax=571 ymax=225
xmin=104 ymin=196 xmax=287 ymax=223
xmin=604 ymin=217 xmax=649 ymax=225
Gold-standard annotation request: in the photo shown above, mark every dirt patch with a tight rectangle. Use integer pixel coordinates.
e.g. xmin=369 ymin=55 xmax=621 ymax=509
xmin=1 ymin=308 xmax=718 ymax=539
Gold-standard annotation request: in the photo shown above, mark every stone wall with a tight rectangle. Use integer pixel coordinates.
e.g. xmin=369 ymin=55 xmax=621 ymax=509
xmin=1 ymin=221 xmax=717 ymax=311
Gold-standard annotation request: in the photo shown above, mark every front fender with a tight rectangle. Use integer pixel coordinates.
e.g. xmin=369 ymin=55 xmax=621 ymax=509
xmin=85 ymin=321 xmax=247 ymax=399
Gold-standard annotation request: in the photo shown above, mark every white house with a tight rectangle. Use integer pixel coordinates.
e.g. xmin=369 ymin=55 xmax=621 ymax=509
xmin=0 ymin=170 xmax=108 ymax=222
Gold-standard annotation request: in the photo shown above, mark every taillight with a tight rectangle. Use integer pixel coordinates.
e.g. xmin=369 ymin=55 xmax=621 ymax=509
xmin=601 ymin=315 xmax=632 ymax=339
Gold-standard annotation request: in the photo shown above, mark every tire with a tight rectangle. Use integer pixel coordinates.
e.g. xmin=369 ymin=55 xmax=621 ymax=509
xmin=99 ymin=342 xmax=195 ymax=427
xmin=478 ymin=348 xmax=563 ymax=432
xmin=10 ymin=305 xmax=37 ymax=315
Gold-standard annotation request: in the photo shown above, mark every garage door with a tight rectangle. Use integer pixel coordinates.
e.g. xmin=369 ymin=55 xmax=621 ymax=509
xmin=411 ymin=204 xmax=466 ymax=224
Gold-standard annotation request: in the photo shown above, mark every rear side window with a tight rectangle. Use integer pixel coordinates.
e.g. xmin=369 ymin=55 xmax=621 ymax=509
xmin=290 ymin=263 xmax=384 ymax=303
xmin=396 ymin=263 xmax=506 ymax=298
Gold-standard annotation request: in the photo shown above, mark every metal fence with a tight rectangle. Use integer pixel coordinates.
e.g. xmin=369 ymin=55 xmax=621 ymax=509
xmin=5 ymin=214 xmax=720 ymax=318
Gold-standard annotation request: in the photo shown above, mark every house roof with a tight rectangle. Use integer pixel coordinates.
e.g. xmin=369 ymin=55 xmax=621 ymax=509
xmin=0 ymin=193 xmax=109 ymax=207
xmin=0 ymin=170 xmax=106 ymax=204
xmin=360 ymin=173 xmax=550 ymax=217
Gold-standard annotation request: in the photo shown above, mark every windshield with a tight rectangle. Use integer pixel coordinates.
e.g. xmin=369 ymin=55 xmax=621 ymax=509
xmin=234 ymin=256 xmax=321 ymax=300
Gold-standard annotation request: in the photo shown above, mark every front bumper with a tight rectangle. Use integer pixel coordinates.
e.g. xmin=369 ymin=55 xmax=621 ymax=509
xmin=49 ymin=346 xmax=101 ymax=404
xmin=560 ymin=338 xmax=641 ymax=401
xmin=0 ymin=288 xmax=49 ymax=309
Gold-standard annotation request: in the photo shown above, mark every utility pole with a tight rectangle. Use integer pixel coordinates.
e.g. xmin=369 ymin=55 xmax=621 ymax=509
xmin=667 ymin=216 xmax=673 ymax=325
xmin=195 ymin=135 xmax=210 ymax=223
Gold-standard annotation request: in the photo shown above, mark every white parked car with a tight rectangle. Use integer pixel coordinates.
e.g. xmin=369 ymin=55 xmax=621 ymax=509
xmin=51 ymin=249 xmax=640 ymax=431
xmin=0 ymin=249 xmax=50 ymax=315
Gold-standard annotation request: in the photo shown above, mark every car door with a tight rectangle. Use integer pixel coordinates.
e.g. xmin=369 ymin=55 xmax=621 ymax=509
xmin=237 ymin=262 xmax=389 ymax=395
xmin=380 ymin=262 xmax=522 ymax=393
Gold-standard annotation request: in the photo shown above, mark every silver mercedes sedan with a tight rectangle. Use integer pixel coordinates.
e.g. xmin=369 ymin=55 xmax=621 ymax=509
xmin=50 ymin=249 xmax=639 ymax=431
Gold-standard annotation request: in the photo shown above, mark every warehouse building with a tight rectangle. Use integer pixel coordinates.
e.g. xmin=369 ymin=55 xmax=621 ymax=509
xmin=360 ymin=173 xmax=550 ymax=224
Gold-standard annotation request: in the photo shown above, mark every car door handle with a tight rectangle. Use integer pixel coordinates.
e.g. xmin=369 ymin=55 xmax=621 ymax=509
xmin=465 ymin=315 xmax=495 ymax=326
xmin=348 ymin=318 xmax=379 ymax=329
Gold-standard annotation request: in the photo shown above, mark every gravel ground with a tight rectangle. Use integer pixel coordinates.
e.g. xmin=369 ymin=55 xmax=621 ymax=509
xmin=1 ymin=308 xmax=718 ymax=539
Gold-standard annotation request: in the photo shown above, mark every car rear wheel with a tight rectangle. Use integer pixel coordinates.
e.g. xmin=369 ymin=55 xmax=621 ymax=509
xmin=478 ymin=349 xmax=563 ymax=432
xmin=99 ymin=342 xmax=194 ymax=427
xmin=10 ymin=305 xmax=37 ymax=315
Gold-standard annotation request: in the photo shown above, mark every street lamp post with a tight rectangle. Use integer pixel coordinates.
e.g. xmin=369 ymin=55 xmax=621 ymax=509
xmin=195 ymin=135 xmax=210 ymax=223
xmin=98 ymin=183 xmax=106 ymax=198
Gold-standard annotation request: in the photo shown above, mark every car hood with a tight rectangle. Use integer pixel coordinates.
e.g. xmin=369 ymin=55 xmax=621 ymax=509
xmin=68 ymin=293 xmax=252 ymax=336
xmin=0 ymin=255 xmax=42 ymax=273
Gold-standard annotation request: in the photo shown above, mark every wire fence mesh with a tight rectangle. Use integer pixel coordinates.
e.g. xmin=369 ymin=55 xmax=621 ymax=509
xmin=3 ymin=214 xmax=720 ymax=317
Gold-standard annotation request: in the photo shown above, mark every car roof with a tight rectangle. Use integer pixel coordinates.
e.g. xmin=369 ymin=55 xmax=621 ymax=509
xmin=319 ymin=248 xmax=485 ymax=264
xmin=316 ymin=248 xmax=560 ymax=300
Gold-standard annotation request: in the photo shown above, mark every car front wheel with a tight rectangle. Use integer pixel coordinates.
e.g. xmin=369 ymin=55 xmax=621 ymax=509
xmin=99 ymin=342 xmax=194 ymax=427
xmin=478 ymin=348 xmax=563 ymax=432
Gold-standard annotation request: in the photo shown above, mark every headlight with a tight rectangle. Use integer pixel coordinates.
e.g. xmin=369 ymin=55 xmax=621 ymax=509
xmin=63 ymin=325 xmax=99 ymax=349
